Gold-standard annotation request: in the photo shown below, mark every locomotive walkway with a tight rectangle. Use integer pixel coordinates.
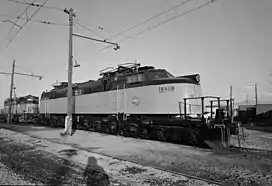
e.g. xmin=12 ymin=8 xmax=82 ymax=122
xmin=1 ymin=123 xmax=272 ymax=185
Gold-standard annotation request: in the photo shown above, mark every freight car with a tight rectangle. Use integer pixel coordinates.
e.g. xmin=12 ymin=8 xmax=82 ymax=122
xmin=38 ymin=63 xmax=234 ymax=147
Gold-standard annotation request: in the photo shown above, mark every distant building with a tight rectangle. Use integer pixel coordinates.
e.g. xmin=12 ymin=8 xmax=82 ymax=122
xmin=238 ymin=103 xmax=272 ymax=115
xmin=236 ymin=100 xmax=272 ymax=124
xmin=256 ymin=104 xmax=272 ymax=115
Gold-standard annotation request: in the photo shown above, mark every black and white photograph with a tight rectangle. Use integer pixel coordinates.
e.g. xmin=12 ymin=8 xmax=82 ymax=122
xmin=0 ymin=0 xmax=272 ymax=185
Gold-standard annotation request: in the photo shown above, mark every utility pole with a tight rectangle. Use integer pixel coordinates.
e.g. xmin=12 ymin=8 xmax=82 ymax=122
xmin=13 ymin=86 xmax=17 ymax=115
xmin=67 ymin=8 xmax=74 ymax=135
xmin=7 ymin=60 xmax=15 ymax=124
xmin=62 ymin=8 xmax=75 ymax=136
xmin=230 ymin=85 xmax=233 ymax=118
xmin=255 ymin=83 xmax=258 ymax=107
xmin=60 ymin=8 xmax=119 ymax=136
xmin=246 ymin=94 xmax=249 ymax=105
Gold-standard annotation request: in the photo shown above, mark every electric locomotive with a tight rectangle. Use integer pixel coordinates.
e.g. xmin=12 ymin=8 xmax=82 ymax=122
xmin=2 ymin=95 xmax=39 ymax=123
xmin=39 ymin=63 xmax=212 ymax=146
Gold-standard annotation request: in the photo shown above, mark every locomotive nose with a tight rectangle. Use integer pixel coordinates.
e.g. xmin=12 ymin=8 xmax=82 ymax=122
xmin=176 ymin=74 xmax=200 ymax=84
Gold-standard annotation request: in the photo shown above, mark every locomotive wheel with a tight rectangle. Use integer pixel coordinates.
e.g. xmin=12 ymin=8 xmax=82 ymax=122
xmin=94 ymin=122 xmax=101 ymax=132
xmin=83 ymin=120 xmax=89 ymax=130
xmin=141 ymin=128 xmax=149 ymax=139
xmin=109 ymin=121 xmax=117 ymax=134
xmin=128 ymin=123 xmax=139 ymax=138
xmin=156 ymin=129 xmax=166 ymax=141
xmin=103 ymin=123 xmax=110 ymax=134
xmin=188 ymin=129 xmax=199 ymax=146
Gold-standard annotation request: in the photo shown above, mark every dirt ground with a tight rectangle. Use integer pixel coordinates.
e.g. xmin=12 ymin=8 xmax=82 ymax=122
xmin=230 ymin=125 xmax=272 ymax=151
xmin=0 ymin=161 xmax=36 ymax=185
xmin=0 ymin=127 xmax=218 ymax=186
xmin=1 ymin=123 xmax=272 ymax=186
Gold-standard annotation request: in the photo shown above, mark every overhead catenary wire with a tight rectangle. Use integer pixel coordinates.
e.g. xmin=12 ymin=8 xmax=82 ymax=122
xmin=15 ymin=64 xmax=35 ymax=75
xmin=4 ymin=0 xmax=39 ymax=41
xmin=101 ymin=0 xmax=218 ymax=51
xmin=74 ymin=19 xmax=105 ymax=39
xmin=105 ymin=0 xmax=195 ymax=41
xmin=0 ymin=13 xmax=68 ymax=26
xmin=4 ymin=0 xmax=64 ymax=12
xmin=0 ymin=0 xmax=50 ymax=55
xmin=74 ymin=18 xmax=110 ymax=32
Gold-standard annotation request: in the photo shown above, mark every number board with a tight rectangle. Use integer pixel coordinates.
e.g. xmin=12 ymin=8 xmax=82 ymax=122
xmin=159 ymin=86 xmax=175 ymax=93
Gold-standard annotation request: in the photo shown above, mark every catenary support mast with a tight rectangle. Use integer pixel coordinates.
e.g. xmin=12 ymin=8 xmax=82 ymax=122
xmin=7 ymin=60 xmax=15 ymax=124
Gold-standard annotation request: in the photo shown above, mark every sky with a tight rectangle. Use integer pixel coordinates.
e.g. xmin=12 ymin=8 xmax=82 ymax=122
xmin=0 ymin=0 xmax=272 ymax=109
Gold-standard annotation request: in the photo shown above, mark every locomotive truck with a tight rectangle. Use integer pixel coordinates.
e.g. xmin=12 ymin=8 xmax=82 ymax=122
xmin=37 ymin=63 xmax=237 ymax=148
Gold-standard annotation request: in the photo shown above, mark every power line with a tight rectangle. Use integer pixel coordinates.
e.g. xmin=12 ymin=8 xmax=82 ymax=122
xmin=4 ymin=0 xmax=64 ymax=12
xmin=4 ymin=0 xmax=38 ymax=41
xmin=74 ymin=18 xmax=110 ymax=33
xmin=101 ymin=0 xmax=218 ymax=51
xmin=15 ymin=64 xmax=34 ymax=74
xmin=1 ymin=20 xmax=21 ymax=28
xmin=74 ymin=20 xmax=105 ymax=39
xmin=0 ymin=0 xmax=51 ymax=55
xmin=0 ymin=13 xmax=68 ymax=26
xmin=105 ymin=0 xmax=195 ymax=41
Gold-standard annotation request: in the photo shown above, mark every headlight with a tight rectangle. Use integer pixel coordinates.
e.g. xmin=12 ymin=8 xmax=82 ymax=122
xmin=195 ymin=74 xmax=200 ymax=83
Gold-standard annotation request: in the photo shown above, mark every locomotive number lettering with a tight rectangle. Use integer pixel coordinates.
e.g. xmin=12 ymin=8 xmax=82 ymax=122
xmin=159 ymin=86 xmax=175 ymax=93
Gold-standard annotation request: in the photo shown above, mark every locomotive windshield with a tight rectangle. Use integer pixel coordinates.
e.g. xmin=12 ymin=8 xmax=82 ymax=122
xmin=147 ymin=70 xmax=174 ymax=80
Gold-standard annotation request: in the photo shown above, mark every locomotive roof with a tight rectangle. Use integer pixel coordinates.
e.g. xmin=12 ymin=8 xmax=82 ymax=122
xmin=43 ymin=63 xmax=199 ymax=95
xmin=4 ymin=95 xmax=39 ymax=104
xmin=45 ymin=63 xmax=158 ymax=92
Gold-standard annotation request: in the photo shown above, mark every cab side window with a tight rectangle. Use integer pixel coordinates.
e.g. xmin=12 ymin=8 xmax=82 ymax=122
xmin=127 ymin=73 xmax=145 ymax=83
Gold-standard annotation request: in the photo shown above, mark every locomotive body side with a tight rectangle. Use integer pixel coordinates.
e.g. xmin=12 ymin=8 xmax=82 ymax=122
xmin=38 ymin=64 xmax=209 ymax=147
xmin=40 ymin=82 xmax=202 ymax=115
xmin=40 ymin=71 xmax=203 ymax=116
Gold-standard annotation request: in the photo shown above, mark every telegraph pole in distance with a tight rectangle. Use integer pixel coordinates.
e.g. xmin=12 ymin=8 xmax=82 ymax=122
xmin=230 ymin=85 xmax=233 ymax=118
xmin=255 ymin=83 xmax=258 ymax=115
xmin=7 ymin=60 xmax=15 ymax=124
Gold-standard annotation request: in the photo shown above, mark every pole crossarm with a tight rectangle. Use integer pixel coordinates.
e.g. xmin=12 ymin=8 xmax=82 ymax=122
xmin=73 ymin=33 xmax=120 ymax=50
xmin=0 ymin=71 xmax=43 ymax=79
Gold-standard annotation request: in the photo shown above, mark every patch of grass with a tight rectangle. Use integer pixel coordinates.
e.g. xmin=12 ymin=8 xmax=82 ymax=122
xmin=0 ymin=139 xmax=85 ymax=185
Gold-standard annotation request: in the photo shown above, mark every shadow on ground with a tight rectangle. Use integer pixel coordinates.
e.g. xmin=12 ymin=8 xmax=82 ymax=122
xmin=83 ymin=156 xmax=110 ymax=186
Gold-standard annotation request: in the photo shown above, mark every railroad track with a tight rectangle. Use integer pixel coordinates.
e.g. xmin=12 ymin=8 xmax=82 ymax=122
xmin=1 ymin=122 xmax=223 ymax=186
xmin=58 ymin=140 xmax=223 ymax=186
xmin=256 ymin=137 xmax=272 ymax=141
xmin=229 ymin=144 xmax=272 ymax=154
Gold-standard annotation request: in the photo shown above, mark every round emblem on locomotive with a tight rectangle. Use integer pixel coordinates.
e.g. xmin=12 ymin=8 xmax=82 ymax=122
xmin=132 ymin=97 xmax=140 ymax=106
